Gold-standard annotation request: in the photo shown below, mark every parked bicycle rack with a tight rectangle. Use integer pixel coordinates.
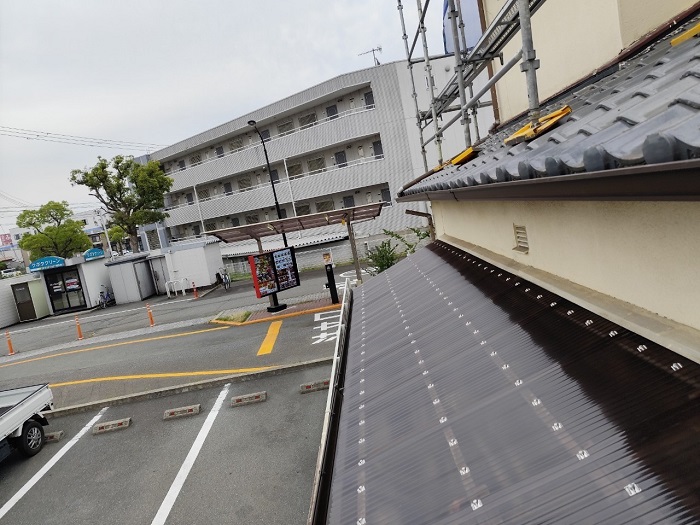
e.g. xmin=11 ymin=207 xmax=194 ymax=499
xmin=165 ymin=278 xmax=188 ymax=298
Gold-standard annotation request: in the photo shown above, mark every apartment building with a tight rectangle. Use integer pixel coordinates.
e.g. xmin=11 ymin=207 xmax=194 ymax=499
xmin=145 ymin=59 xmax=492 ymax=258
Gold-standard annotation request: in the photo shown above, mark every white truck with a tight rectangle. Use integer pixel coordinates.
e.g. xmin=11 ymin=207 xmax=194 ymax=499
xmin=0 ymin=384 xmax=53 ymax=461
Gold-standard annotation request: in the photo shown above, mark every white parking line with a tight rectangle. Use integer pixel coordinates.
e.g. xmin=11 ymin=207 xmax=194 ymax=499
xmin=150 ymin=383 xmax=231 ymax=525
xmin=0 ymin=407 xmax=108 ymax=521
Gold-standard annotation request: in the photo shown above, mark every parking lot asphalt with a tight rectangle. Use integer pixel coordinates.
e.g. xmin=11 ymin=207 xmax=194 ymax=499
xmin=0 ymin=265 xmax=354 ymax=411
xmin=0 ymin=366 xmax=331 ymax=525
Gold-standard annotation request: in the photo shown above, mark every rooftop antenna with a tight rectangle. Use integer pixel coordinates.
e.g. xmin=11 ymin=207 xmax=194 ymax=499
xmin=358 ymin=45 xmax=382 ymax=66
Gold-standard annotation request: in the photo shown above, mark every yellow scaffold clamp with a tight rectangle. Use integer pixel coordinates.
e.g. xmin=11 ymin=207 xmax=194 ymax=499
xmin=504 ymin=105 xmax=572 ymax=146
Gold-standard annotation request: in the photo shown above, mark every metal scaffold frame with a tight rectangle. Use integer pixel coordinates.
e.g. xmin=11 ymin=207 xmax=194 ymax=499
xmin=396 ymin=0 xmax=546 ymax=167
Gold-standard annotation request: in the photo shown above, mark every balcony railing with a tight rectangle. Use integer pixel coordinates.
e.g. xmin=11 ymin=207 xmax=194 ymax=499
xmin=164 ymin=103 xmax=376 ymax=177
xmin=164 ymin=153 xmax=384 ymax=211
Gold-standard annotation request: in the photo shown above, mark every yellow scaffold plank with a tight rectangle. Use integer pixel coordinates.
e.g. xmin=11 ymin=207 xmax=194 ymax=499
xmin=504 ymin=105 xmax=572 ymax=146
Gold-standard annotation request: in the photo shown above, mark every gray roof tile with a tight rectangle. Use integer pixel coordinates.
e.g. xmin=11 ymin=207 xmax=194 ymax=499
xmin=401 ymin=18 xmax=700 ymax=198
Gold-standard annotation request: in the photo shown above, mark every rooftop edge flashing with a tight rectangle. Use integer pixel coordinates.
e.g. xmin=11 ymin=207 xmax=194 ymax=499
xmin=397 ymin=158 xmax=700 ymax=202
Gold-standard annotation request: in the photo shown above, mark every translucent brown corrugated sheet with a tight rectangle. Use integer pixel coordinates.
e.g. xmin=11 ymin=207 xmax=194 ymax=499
xmin=325 ymin=242 xmax=699 ymax=524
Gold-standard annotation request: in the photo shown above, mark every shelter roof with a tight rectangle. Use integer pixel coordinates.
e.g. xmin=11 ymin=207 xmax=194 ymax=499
xmin=208 ymin=203 xmax=384 ymax=244
xmin=322 ymin=242 xmax=700 ymax=523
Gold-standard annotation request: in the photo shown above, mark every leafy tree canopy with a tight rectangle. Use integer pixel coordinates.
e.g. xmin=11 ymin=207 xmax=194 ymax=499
xmin=70 ymin=155 xmax=173 ymax=252
xmin=108 ymin=225 xmax=126 ymax=252
xmin=16 ymin=201 xmax=92 ymax=261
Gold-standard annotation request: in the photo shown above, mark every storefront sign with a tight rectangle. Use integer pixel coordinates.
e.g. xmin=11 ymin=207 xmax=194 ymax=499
xmin=248 ymin=247 xmax=300 ymax=299
xmin=29 ymin=256 xmax=66 ymax=272
xmin=83 ymin=247 xmax=105 ymax=261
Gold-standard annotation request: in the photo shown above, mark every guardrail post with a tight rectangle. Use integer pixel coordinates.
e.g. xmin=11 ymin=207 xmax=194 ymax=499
xmin=147 ymin=303 xmax=155 ymax=327
xmin=75 ymin=315 xmax=84 ymax=341
xmin=5 ymin=330 xmax=15 ymax=356
xmin=192 ymin=281 xmax=198 ymax=299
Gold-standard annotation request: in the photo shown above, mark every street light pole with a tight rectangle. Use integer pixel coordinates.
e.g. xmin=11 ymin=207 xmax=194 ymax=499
xmin=248 ymin=119 xmax=288 ymax=313
xmin=248 ymin=120 xmax=288 ymax=248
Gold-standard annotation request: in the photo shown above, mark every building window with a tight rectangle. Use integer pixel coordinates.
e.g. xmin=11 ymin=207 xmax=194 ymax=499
xmin=364 ymin=91 xmax=375 ymax=108
xmin=146 ymin=230 xmax=161 ymax=250
xmin=299 ymin=113 xmax=317 ymax=129
xmin=326 ymin=105 xmax=338 ymax=119
xmin=245 ymin=214 xmax=260 ymax=224
xmin=215 ymin=146 xmax=225 ymax=158
xmin=223 ymin=182 xmax=232 ymax=194
xmin=343 ymin=196 xmax=355 ymax=208
xmin=316 ymin=200 xmax=335 ymax=212
xmin=229 ymin=137 xmax=244 ymax=151
xmin=296 ymin=203 xmax=311 ymax=216
xmin=334 ymin=150 xmax=347 ymax=168
xmin=373 ymin=140 xmax=384 ymax=158
xmin=178 ymin=160 xmax=186 ymax=171
xmin=381 ymin=188 xmax=392 ymax=206
xmin=278 ymin=208 xmax=288 ymax=219
xmin=277 ymin=121 xmax=294 ymax=136
xmin=260 ymin=129 xmax=270 ymax=142
xmin=287 ymin=163 xmax=303 ymax=177
xmin=193 ymin=224 xmax=201 ymax=236
xmin=269 ymin=169 xmax=279 ymax=183
xmin=230 ymin=217 xmax=240 ymax=227
xmin=197 ymin=188 xmax=210 ymax=200
xmin=307 ymin=157 xmax=326 ymax=173
xmin=238 ymin=176 xmax=252 ymax=191
xmin=190 ymin=153 xmax=202 ymax=166
xmin=186 ymin=192 xmax=194 ymax=205
xmin=205 ymin=222 xmax=217 ymax=231
xmin=513 ymin=225 xmax=529 ymax=253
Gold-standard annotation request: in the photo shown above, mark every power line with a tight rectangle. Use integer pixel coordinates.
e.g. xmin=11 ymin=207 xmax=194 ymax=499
xmin=0 ymin=125 xmax=167 ymax=151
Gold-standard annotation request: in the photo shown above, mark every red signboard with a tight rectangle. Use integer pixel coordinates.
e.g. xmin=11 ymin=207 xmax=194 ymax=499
xmin=248 ymin=247 xmax=300 ymax=298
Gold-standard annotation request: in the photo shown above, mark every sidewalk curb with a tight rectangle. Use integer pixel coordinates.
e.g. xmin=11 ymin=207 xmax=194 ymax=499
xmin=44 ymin=357 xmax=332 ymax=419
xmin=211 ymin=303 xmax=341 ymax=326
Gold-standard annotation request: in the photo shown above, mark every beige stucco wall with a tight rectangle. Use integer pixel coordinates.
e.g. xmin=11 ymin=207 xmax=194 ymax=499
xmin=433 ymin=199 xmax=700 ymax=331
xmin=481 ymin=0 xmax=694 ymax=121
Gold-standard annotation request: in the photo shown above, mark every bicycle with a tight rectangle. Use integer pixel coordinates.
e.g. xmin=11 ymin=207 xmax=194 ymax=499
xmin=220 ymin=268 xmax=231 ymax=290
xmin=99 ymin=285 xmax=114 ymax=308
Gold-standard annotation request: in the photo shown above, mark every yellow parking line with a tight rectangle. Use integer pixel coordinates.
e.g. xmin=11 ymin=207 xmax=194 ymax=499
xmin=257 ymin=321 xmax=282 ymax=356
xmin=50 ymin=366 xmax=273 ymax=388
xmin=0 ymin=326 xmax=230 ymax=369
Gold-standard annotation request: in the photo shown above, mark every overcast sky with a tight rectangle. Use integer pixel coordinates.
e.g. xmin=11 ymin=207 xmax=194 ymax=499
xmin=0 ymin=0 xmax=447 ymax=230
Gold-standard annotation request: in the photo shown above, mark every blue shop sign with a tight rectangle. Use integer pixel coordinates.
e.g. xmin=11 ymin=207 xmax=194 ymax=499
xmin=83 ymin=247 xmax=105 ymax=261
xmin=29 ymin=256 xmax=66 ymax=272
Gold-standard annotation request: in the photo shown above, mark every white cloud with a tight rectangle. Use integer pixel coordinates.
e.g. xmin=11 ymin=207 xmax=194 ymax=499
xmin=0 ymin=0 xmax=446 ymax=228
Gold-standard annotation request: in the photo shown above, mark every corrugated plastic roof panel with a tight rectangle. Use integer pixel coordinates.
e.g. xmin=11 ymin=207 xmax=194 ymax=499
xmin=326 ymin=242 xmax=700 ymax=524
xmin=401 ymin=15 xmax=700 ymax=196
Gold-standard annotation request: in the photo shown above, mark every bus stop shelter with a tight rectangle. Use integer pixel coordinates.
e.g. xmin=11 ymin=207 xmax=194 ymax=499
xmin=207 ymin=202 xmax=385 ymax=283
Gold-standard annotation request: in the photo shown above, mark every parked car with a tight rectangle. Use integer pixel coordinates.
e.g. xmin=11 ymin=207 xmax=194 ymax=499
xmin=0 ymin=269 xmax=21 ymax=278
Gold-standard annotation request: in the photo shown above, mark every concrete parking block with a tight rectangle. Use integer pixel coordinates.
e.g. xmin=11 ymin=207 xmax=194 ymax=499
xmin=45 ymin=430 xmax=65 ymax=443
xmin=163 ymin=404 xmax=201 ymax=420
xmin=92 ymin=417 xmax=132 ymax=435
xmin=230 ymin=391 xmax=267 ymax=407
xmin=299 ymin=378 xmax=330 ymax=394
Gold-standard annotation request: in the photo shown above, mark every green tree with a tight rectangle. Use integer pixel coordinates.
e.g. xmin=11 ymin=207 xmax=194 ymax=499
xmin=16 ymin=201 xmax=92 ymax=261
xmin=366 ymin=240 xmax=399 ymax=274
xmin=70 ymin=155 xmax=173 ymax=252
xmin=382 ymin=227 xmax=430 ymax=255
xmin=107 ymin=225 xmax=126 ymax=253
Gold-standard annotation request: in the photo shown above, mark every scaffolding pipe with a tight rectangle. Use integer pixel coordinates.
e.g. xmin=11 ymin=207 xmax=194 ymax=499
xmin=397 ymin=0 xmax=430 ymax=173
xmin=447 ymin=0 xmax=471 ymax=149
xmin=416 ymin=0 xmax=443 ymax=164
xmin=423 ymin=50 xmax=522 ymax=147
xmin=517 ymin=0 xmax=541 ymax=125
xmin=406 ymin=0 xmax=432 ymax=61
